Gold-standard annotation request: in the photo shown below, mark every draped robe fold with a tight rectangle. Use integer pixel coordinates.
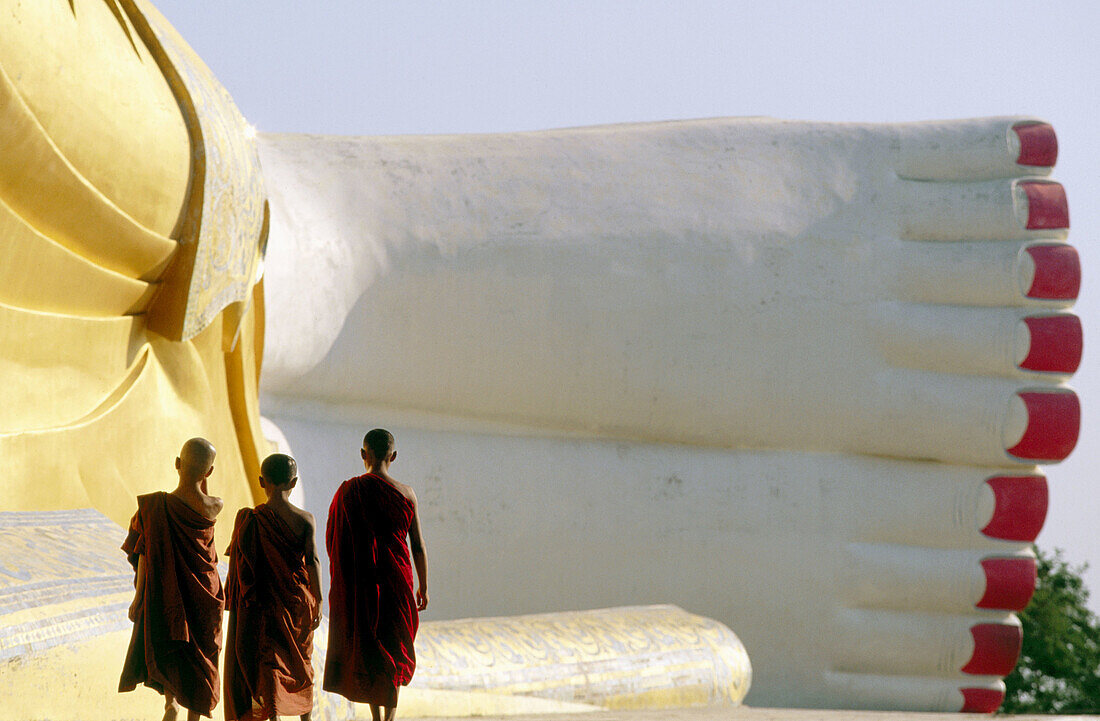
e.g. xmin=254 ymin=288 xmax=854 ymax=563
xmin=224 ymin=504 xmax=318 ymax=720
xmin=323 ymin=473 xmax=418 ymax=705
xmin=119 ymin=492 xmax=224 ymax=716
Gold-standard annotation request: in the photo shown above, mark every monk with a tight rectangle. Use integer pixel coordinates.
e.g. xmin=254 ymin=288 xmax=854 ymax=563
xmin=119 ymin=438 xmax=225 ymax=721
xmin=224 ymin=453 xmax=323 ymax=721
xmin=324 ymin=429 xmax=429 ymax=721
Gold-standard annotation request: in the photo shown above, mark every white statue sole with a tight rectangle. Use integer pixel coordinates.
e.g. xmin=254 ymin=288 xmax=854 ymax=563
xmin=258 ymin=116 xmax=1076 ymax=711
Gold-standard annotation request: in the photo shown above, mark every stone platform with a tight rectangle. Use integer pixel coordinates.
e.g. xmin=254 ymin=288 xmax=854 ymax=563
xmin=416 ymin=708 xmax=1099 ymax=721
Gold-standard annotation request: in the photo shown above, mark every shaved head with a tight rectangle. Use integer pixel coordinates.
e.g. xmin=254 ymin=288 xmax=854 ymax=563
xmin=260 ymin=453 xmax=297 ymax=487
xmin=363 ymin=428 xmax=395 ymax=460
xmin=178 ymin=437 xmax=216 ymax=479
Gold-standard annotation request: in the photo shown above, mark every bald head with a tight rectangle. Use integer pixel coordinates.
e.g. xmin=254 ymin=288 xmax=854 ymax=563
xmin=363 ymin=428 xmax=395 ymax=459
xmin=361 ymin=428 xmax=396 ymax=469
xmin=177 ymin=437 xmax=216 ymax=481
xmin=260 ymin=453 xmax=297 ymax=488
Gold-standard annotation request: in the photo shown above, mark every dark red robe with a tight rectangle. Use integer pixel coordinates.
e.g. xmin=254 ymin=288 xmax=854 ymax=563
xmin=119 ymin=492 xmax=224 ymax=716
xmin=223 ymin=504 xmax=318 ymax=720
xmin=323 ymin=473 xmax=418 ymax=705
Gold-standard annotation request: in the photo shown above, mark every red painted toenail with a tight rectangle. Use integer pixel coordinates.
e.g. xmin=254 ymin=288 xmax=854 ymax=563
xmin=982 ymin=475 xmax=1048 ymax=542
xmin=960 ymin=687 xmax=1005 ymax=713
xmin=1021 ymin=181 xmax=1069 ymax=230
xmin=1007 ymin=391 xmax=1080 ymax=462
xmin=1025 ymin=244 xmax=1080 ymax=300
xmin=962 ymin=624 xmax=1022 ymax=676
xmin=1019 ymin=315 xmax=1083 ymax=374
xmin=977 ymin=557 xmax=1037 ymax=611
xmin=1013 ymin=122 xmax=1058 ymax=167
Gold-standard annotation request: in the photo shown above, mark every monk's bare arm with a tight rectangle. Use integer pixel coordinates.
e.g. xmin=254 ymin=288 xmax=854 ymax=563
xmin=407 ymin=492 xmax=428 ymax=611
xmin=128 ymin=554 xmax=146 ymax=622
xmin=303 ymin=513 xmax=323 ymax=628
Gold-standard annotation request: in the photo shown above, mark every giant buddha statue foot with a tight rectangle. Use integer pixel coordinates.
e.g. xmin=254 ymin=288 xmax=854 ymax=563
xmin=257 ymin=116 xmax=1076 ymax=712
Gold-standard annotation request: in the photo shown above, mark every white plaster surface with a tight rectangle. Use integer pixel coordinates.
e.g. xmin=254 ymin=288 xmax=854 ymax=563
xmin=259 ymin=118 xmax=1067 ymax=464
xmin=257 ymin=116 xmax=1074 ymax=709
xmin=259 ymin=404 xmax=1024 ymax=710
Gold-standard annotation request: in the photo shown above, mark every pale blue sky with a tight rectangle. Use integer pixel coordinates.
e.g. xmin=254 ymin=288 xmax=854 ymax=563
xmin=154 ymin=1 xmax=1100 ymax=605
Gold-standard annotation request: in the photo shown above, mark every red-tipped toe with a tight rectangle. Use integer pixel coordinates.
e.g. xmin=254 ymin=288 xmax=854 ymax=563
xmin=982 ymin=475 xmax=1048 ymax=542
xmin=962 ymin=624 xmax=1022 ymax=676
xmin=961 ymin=687 xmax=1006 ymax=713
xmin=1006 ymin=391 xmax=1080 ymax=462
xmin=977 ymin=557 xmax=1037 ymax=611
xmin=1019 ymin=315 xmax=1083 ymax=374
xmin=1021 ymin=181 xmax=1069 ymax=230
xmin=1014 ymin=122 xmax=1058 ymax=167
xmin=1025 ymin=244 xmax=1080 ymax=300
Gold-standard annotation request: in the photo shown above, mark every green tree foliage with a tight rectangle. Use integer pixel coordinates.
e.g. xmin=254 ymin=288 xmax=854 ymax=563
xmin=1001 ymin=547 xmax=1100 ymax=713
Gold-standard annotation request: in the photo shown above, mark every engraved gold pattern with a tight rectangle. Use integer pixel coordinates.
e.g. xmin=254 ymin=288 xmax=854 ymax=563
xmin=415 ymin=605 xmax=752 ymax=709
xmin=128 ymin=0 xmax=266 ymax=341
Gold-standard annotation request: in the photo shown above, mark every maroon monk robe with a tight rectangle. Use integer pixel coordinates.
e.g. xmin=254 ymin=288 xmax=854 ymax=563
xmin=323 ymin=473 xmax=418 ymax=705
xmin=224 ymin=505 xmax=318 ymax=720
xmin=119 ymin=492 xmax=224 ymax=716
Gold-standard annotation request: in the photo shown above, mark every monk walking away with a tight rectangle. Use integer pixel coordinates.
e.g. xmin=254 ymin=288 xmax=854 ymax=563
xmin=119 ymin=438 xmax=225 ymax=721
xmin=324 ymin=429 xmax=429 ymax=721
xmin=224 ymin=453 xmax=323 ymax=721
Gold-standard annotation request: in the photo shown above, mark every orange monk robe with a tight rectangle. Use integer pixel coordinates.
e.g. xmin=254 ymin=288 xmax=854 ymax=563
xmin=324 ymin=474 xmax=418 ymax=706
xmin=119 ymin=492 xmax=224 ymax=717
xmin=224 ymin=505 xmax=319 ymax=721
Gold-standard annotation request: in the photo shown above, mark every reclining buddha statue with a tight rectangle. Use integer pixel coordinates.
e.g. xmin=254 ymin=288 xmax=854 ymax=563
xmin=0 ymin=0 xmax=1078 ymax=712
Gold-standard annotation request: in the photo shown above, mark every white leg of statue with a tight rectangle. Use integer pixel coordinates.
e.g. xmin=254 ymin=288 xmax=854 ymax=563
xmin=256 ymin=117 xmax=1077 ymax=711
